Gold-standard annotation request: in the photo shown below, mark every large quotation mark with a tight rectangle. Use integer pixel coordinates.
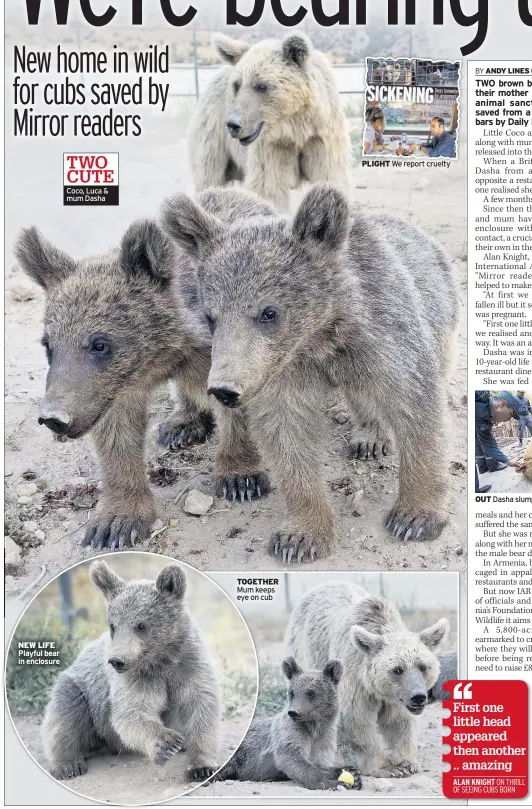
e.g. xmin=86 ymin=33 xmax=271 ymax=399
xmin=453 ymin=682 xmax=473 ymax=699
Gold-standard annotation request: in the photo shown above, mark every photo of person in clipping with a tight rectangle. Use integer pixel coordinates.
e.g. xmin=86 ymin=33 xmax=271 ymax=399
xmin=412 ymin=117 xmax=456 ymax=158
xmin=516 ymin=390 xmax=532 ymax=446
xmin=475 ymin=391 xmax=526 ymax=493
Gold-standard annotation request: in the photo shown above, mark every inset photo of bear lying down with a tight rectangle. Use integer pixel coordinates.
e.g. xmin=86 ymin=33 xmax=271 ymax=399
xmin=6 ymin=554 xmax=258 ymax=805
xmin=200 ymin=571 xmax=458 ymax=798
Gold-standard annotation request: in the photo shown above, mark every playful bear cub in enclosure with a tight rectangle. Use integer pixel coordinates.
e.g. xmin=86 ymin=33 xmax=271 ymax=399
xmin=189 ymin=31 xmax=351 ymax=210
xmin=161 ymin=183 xmax=459 ymax=564
xmin=215 ymin=657 xmax=361 ymax=791
xmin=42 ymin=561 xmax=220 ymax=782
xmin=286 ymin=581 xmax=450 ymax=777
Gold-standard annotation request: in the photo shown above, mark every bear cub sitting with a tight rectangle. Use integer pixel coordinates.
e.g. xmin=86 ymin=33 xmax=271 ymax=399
xmin=42 ymin=561 xmax=220 ymax=783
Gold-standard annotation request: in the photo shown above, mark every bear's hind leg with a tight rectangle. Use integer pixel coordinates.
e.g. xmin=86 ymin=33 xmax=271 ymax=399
xmin=340 ymin=390 xmax=393 ymax=460
xmin=158 ymin=392 xmax=215 ymax=451
xmin=42 ymin=676 xmax=97 ymax=780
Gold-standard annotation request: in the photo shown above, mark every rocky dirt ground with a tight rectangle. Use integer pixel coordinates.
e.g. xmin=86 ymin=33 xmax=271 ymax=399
xmin=5 ymin=116 xmax=468 ymax=602
xmin=13 ymin=711 xmax=252 ymax=805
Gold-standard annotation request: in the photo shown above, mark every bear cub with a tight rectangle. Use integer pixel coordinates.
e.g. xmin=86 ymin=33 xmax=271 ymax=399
xmin=215 ymin=657 xmax=361 ymax=791
xmin=42 ymin=561 xmax=220 ymax=782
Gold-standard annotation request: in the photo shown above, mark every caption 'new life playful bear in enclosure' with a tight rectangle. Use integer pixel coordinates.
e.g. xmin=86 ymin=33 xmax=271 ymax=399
xmin=216 ymin=657 xmax=361 ymax=791
xmin=189 ymin=32 xmax=351 ymax=210
xmin=42 ymin=561 xmax=220 ymax=782
xmin=285 ymin=581 xmax=450 ymax=777
xmin=161 ymin=183 xmax=459 ymax=564
xmin=15 ymin=190 xmax=275 ymax=550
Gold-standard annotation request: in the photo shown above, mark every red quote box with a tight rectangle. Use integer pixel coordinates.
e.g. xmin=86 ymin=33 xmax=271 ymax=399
xmin=443 ymin=680 xmax=528 ymax=799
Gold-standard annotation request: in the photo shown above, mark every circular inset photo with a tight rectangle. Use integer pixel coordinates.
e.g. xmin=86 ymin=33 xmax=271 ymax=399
xmin=5 ymin=553 xmax=258 ymax=805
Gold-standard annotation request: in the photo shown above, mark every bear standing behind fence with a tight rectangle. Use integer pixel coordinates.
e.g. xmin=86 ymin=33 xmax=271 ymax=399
xmin=189 ymin=32 xmax=351 ymax=211
xmin=42 ymin=561 xmax=220 ymax=782
xmin=285 ymin=581 xmax=450 ymax=778
xmin=161 ymin=183 xmax=459 ymax=564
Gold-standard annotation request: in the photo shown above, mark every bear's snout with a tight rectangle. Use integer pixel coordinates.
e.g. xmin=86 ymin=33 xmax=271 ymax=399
xmin=407 ymin=691 xmax=427 ymax=713
xmin=38 ymin=411 xmax=71 ymax=435
xmin=108 ymin=657 xmax=126 ymax=672
xmin=227 ymin=114 xmax=242 ymax=137
xmin=287 ymin=710 xmax=300 ymax=721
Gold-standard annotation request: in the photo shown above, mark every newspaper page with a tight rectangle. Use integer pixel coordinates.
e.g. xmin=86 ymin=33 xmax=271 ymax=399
xmin=2 ymin=1 xmax=531 ymax=807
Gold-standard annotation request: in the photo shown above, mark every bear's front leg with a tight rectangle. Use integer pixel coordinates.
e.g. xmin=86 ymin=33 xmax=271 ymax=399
xmin=385 ymin=389 xmax=449 ymax=541
xmin=168 ymin=676 xmax=220 ymax=782
xmin=299 ymin=134 xmax=351 ymax=195
xmin=84 ymin=389 xmax=157 ymax=551
xmin=378 ymin=704 xmax=420 ymax=776
xmin=245 ymin=141 xmax=299 ymax=211
xmin=274 ymin=744 xmax=345 ymax=790
xmin=250 ymin=377 xmax=334 ymax=564
xmin=112 ymin=703 xmax=185 ymax=765
xmin=214 ymin=405 xmax=271 ymax=504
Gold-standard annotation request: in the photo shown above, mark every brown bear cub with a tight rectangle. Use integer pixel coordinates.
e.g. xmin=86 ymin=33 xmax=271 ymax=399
xmin=161 ymin=184 xmax=459 ymax=564
xmin=214 ymin=657 xmax=361 ymax=791
xmin=15 ymin=190 xmax=274 ymax=549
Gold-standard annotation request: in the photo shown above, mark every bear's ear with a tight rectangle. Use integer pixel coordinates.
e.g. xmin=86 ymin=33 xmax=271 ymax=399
xmin=292 ymin=184 xmax=350 ymax=252
xmin=282 ymin=657 xmax=303 ymax=680
xmin=281 ymin=32 xmax=312 ymax=67
xmin=119 ymin=220 xmax=175 ymax=287
xmin=212 ymin=33 xmax=250 ymax=65
xmin=323 ymin=659 xmax=343 ymax=684
xmin=155 ymin=565 xmax=187 ymax=599
xmin=14 ymin=227 xmax=77 ymax=291
xmin=349 ymin=625 xmax=383 ymax=655
xmin=160 ymin=193 xmax=224 ymax=262
xmin=419 ymin=617 xmax=450 ymax=651
xmin=89 ymin=560 xmax=125 ymax=601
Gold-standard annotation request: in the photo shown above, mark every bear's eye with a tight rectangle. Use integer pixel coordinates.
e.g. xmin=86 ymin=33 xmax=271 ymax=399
xmin=205 ymin=312 xmax=216 ymax=334
xmin=109 ymin=622 xmax=115 ymax=636
xmin=41 ymin=334 xmax=52 ymax=364
xmin=233 ymin=80 xmax=241 ymax=95
xmin=136 ymin=622 xmax=146 ymax=632
xmin=260 ymin=307 xmax=278 ymax=324
xmin=88 ymin=333 xmax=112 ymax=357
xmin=306 ymin=689 xmax=315 ymax=700
xmin=253 ymin=82 xmax=268 ymax=94
xmin=289 ymin=689 xmax=294 ymax=700
xmin=419 ymin=664 xmax=427 ymax=673
xmin=393 ymin=666 xmax=404 ymax=676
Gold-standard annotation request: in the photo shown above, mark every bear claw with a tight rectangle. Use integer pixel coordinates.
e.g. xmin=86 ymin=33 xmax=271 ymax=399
xmin=51 ymin=759 xmax=88 ymax=780
xmin=187 ymin=766 xmax=216 ymax=782
xmin=268 ymin=532 xmax=328 ymax=565
xmin=83 ymin=514 xmax=155 ymax=551
xmin=216 ymin=473 xmax=270 ymax=504
xmin=347 ymin=439 xmax=390 ymax=460
xmin=385 ymin=506 xmax=446 ymax=542
xmin=153 ymin=729 xmax=186 ymax=765
xmin=158 ymin=413 xmax=214 ymax=451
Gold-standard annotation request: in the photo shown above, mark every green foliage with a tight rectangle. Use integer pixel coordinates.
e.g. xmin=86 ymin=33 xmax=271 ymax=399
xmin=6 ymin=612 xmax=91 ymax=718
xmin=254 ymin=662 xmax=286 ymax=718
xmin=221 ymin=664 xmax=258 ymax=718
